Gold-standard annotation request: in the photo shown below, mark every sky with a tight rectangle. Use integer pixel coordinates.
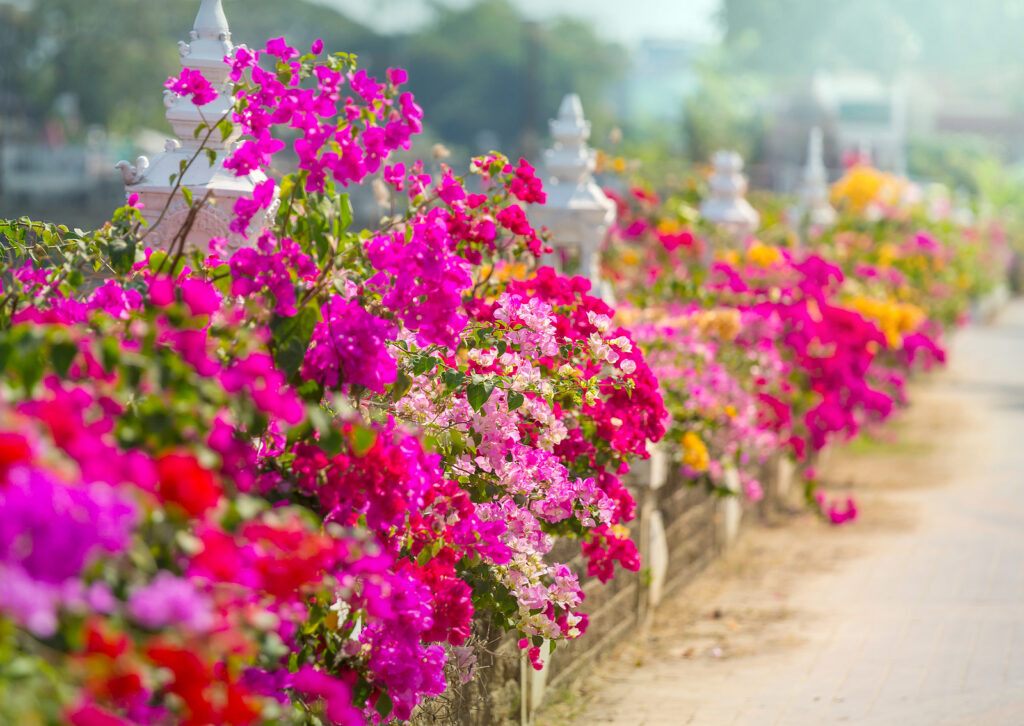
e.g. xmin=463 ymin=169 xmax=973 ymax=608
xmin=310 ymin=0 xmax=722 ymax=45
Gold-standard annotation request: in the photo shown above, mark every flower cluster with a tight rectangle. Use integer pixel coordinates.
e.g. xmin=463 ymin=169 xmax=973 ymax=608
xmin=0 ymin=36 xmax=664 ymax=725
xmin=603 ymin=158 xmax=1005 ymax=523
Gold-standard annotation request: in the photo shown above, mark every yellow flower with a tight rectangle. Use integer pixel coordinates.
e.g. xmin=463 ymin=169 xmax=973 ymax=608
xmin=831 ymin=165 xmax=905 ymax=212
xmin=482 ymin=261 xmax=528 ymax=282
xmin=657 ymin=219 xmax=680 ymax=235
xmin=619 ymin=248 xmax=641 ymax=266
xmin=746 ymin=240 xmax=781 ymax=268
xmin=612 ymin=156 xmax=627 ymax=173
xmin=877 ymin=243 xmax=899 ymax=267
xmin=724 ymin=405 xmax=737 ymax=418
xmin=681 ymin=431 xmax=710 ymax=472
xmin=849 ymin=296 xmax=925 ymax=348
xmin=719 ymin=250 xmax=741 ymax=266
xmin=831 ymin=166 xmax=884 ymax=210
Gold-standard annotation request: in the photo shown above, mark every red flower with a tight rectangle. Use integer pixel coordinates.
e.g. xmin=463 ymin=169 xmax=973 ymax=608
xmin=146 ymin=643 xmax=259 ymax=726
xmin=241 ymin=519 xmax=342 ymax=600
xmin=156 ymin=453 xmax=221 ymax=517
xmin=79 ymin=620 xmax=145 ymax=710
xmin=66 ymin=701 xmax=131 ymax=726
xmin=83 ymin=619 xmax=131 ymax=660
xmin=0 ymin=431 xmax=32 ymax=481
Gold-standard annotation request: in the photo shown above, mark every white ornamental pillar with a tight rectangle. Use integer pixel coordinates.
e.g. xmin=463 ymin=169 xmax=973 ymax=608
xmin=796 ymin=127 xmax=836 ymax=229
xmin=530 ymin=94 xmax=615 ymax=295
xmin=699 ymin=150 xmax=760 ymax=243
xmin=116 ymin=0 xmax=272 ymax=250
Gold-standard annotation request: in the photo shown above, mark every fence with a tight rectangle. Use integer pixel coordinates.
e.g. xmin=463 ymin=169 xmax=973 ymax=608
xmin=405 ymin=451 xmax=796 ymax=726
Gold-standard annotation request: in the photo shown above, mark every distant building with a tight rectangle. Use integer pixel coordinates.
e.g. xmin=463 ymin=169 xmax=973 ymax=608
xmin=613 ymin=38 xmax=704 ymax=126
xmin=764 ymin=71 xmax=909 ymax=193
xmin=812 ymin=71 xmax=908 ymax=174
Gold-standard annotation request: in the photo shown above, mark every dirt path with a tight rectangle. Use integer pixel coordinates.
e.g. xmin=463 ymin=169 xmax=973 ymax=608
xmin=539 ymin=302 xmax=1024 ymax=726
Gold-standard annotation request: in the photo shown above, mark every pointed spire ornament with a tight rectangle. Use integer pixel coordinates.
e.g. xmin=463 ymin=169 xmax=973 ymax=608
xmin=116 ymin=0 xmax=273 ymax=250
xmin=796 ymin=127 xmax=836 ymax=228
xmin=699 ymin=150 xmax=760 ymax=242
xmin=529 ymin=94 xmax=615 ymax=295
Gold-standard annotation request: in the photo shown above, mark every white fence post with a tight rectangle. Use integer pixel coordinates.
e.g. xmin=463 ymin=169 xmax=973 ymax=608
xmin=530 ymin=94 xmax=615 ymax=299
xmin=635 ymin=441 xmax=669 ymax=613
xmin=116 ymin=0 xmax=272 ymax=250
xmin=699 ymin=150 xmax=759 ymax=243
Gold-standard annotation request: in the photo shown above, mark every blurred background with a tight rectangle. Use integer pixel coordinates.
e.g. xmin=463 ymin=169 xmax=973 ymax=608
xmin=5 ymin=0 xmax=1024 ymax=228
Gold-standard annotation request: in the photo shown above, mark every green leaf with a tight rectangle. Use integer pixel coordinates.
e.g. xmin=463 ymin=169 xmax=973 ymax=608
xmin=314 ymin=228 xmax=330 ymax=259
xmin=108 ymin=236 xmax=137 ymax=275
xmin=391 ymin=370 xmax=413 ymax=401
xmin=412 ymin=356 xmax=438 ymax=376
xmin=50 ymin=341 xmax=78 ymax=378
xmin=99 ymin=337 xmax=120 ymax=373
xmin=338 ymin=193 xmax=353 ymax=232
xmin=182 ymin=187 xmax=194 ymax=208
xmin=448 ymin=430 xmax=466 ymax=457
xmin=353 ymin=678 xmax=372 ymax=707
xmin=218 ymin=119 xmax=233 ymax=141
xmin=269 ymin=306 xmax=319 ymax=379
xmin=318 ymin=426 xmax=345 ymax=456
xmin=374 ymin=693 xmax=394 ymax=719
xmin=205 ymin=148 xmax=217 ymax=168
xmin=507 ymin=390 xmax=524 ymax=411
xmin=467 ymin=380 xmax=495 ymax=412
xmin=441 ymin=369 xmax=465 ymax=391
xmin=351 ymin=426 xmax=377 ymax=456
xmin=0 ymin=342 xmax=13 ymax=372
xmin=294 ymin=379 xmax=323 ymax=404
xmin=148 ymin=250 xmax=168 ymax=273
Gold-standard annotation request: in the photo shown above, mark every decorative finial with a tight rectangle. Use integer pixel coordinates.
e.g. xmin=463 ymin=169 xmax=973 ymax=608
xmin=114 ymin=0 xmax=273 ymax=250
xmin=796 ymin=127 xmax=836 ymax=228
xmin=193 ymin=0 xmax=231 ymax=40
xmin=557 ymin=94 xmax=585 ymax=126
xmin=699 ymin=150 xmax=760 ymax=242
xmin=164 ymin=0 xmax=235 ymax=151
xmin=529 ymin=94 xmax=615 ymax=297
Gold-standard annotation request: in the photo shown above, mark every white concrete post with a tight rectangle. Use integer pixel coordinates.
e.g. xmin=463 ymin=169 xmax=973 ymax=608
xmin=699 ymin=150 xmax=760 ymax=243
xmin=718 ymin=464 xmax=743 ymax=550
xmin=636 ymin=441 xmax=670 ymax=610
xmin=116 ymin=0 xmax=272 ymax=250
xmin=796 ymin=127 xmax=837 ymax=229
xmin=530 ymin=94 xmax=615 ymax=296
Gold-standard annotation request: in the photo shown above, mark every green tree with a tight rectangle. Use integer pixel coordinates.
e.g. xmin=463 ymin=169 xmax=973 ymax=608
xmin=397 ymin=0 xmax=625 ymax=155
xmin=0 ymin=0 xmax=381 ymax=134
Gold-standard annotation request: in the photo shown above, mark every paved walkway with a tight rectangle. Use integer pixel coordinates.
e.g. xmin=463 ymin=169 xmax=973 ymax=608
xmin=543 ymin=301 xmax=1024 ymax=726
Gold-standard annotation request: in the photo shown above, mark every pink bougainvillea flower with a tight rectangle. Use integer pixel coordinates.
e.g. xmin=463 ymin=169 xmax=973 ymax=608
xmin=164 ymin=68 xmax=218 ymax=106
